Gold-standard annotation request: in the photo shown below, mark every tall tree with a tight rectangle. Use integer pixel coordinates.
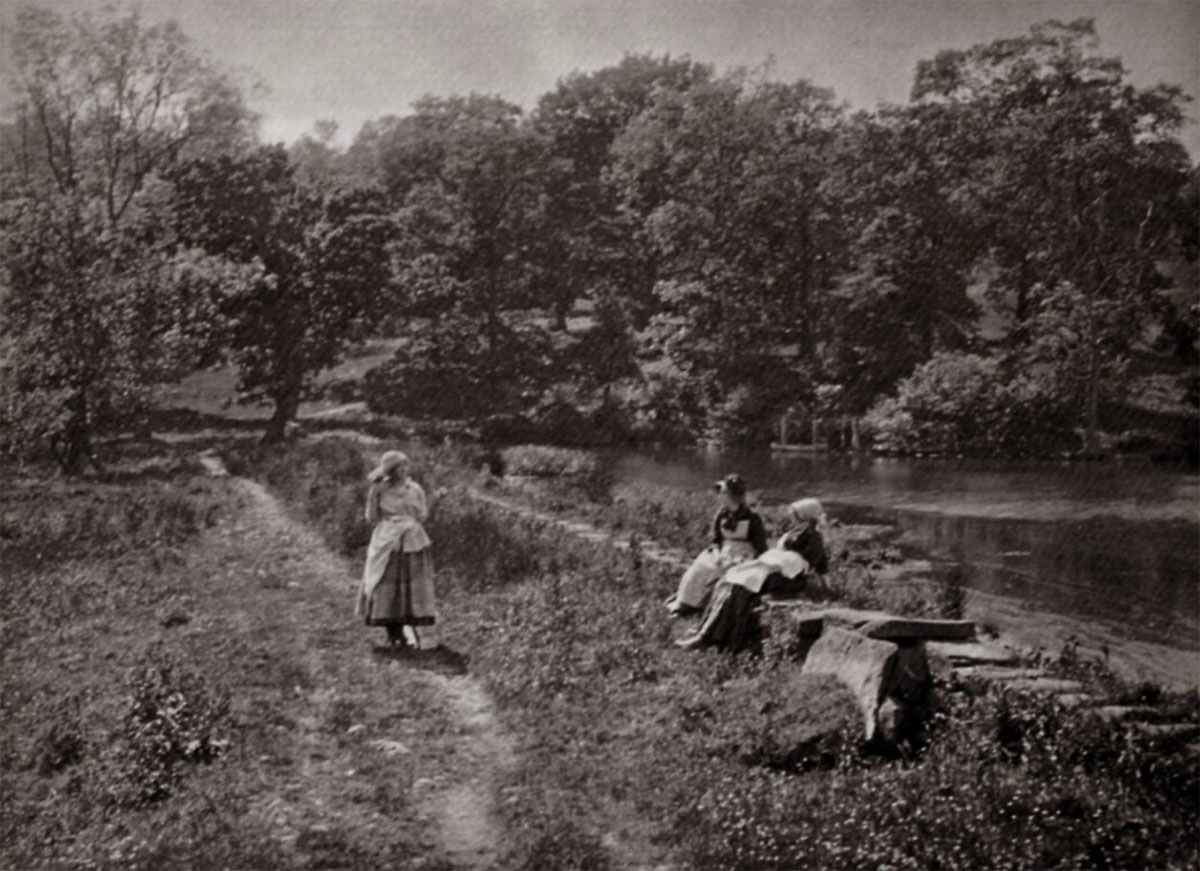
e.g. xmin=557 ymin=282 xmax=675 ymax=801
xmin=350 ymin=95 xmax=555 ymax=418
xmin=2 ymin=4 xmax=254 ymax=217
xmin=167 ymin=146 xmax=394 ymax=442
xmin=0 ymin=3 xmax=254 ymax=472
xmin=912 ymin=18 xmax=1192 ymax=451
xmin=1 ymin=186 xmax=252 ymax=471
xmin=530 ymin=54 xmax=714 ymax=329
xmin=822 ymin=103 xmax=986 ymax=426
xmin=608 ymin=70 xmax=846 ymax=439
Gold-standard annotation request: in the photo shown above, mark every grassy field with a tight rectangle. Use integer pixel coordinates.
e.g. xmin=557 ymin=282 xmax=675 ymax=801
xmin=0 ymin=444 xmax=489 ymax=870
xmin=3 ymin=431 xmax=1196 ymax=869
xmin=228 ymin=437 xmax=1199 ymax=870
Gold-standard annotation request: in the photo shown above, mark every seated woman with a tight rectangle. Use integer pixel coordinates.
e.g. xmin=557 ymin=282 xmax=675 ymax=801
xmin=675 ymin=498 xmax=829 ymax=651
xmin=665 ymin=474 xmax=767 ymax=616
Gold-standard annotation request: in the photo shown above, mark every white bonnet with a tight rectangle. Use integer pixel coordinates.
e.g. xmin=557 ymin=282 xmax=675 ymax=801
xmin=787 ymin=497 xmax=826 ymax=527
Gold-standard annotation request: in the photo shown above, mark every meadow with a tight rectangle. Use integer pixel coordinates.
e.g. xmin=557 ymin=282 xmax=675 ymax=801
xmin=229 ymin=437 xmax=1199 ymax=869
xmin=0 ymin=444 xmax=471 ymax=870
xmin=3 ymin=433 xmax=1196 ymax=869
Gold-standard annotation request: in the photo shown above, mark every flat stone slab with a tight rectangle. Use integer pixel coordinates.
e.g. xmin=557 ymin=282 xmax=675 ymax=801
xmin=1054 ymin=693 xmax=1095 ymax=708
xmin=1091 ymin=705 xmax=1159 ymax=723
xmin=1131 ymin=722 xmax=1200 ymax=739
xmin=767 ymin=607 xmax=975 ymax=642
xmin=956 ymin=666 xmax=1046 ymax=682
xmin=859 ymin=616 xmax=975 ymax=642
xmin=927 ymin=640 xmax=1022 ymax=667
xmin=1005 ymin=677 xmax=1085 ymax=694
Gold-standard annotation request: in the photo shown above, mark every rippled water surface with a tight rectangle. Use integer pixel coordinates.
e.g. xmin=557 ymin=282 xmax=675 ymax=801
xmin=607 ymin=449 xmax=1200 ymax=646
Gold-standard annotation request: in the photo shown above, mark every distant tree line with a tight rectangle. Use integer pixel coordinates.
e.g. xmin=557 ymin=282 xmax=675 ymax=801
xmin=2 ymin=5 xmax=1196 ymax=471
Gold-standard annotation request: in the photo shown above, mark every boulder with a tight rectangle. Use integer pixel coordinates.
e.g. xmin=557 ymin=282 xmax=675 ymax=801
xmin=801 ymin=626 xmax=930 ymax=744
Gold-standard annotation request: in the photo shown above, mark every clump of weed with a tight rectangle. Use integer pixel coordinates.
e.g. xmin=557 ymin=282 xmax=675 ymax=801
xmin=110 ymin=649 xmax=231 ymax=805
xmin=26 ymin=695 xmax=87 ymax=776
xmin=501 ymin=445 xmax=598 ymax=477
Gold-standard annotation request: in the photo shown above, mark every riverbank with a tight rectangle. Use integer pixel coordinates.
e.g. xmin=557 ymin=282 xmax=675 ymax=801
xmin=231 ymin=436 xmax=1198 ymax=869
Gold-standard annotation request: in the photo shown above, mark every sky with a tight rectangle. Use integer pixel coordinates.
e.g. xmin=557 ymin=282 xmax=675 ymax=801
xmin=3 ymin=0 xmax=1198 ymax=153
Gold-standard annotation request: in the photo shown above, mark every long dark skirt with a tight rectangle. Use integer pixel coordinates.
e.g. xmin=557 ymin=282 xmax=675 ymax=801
xmin=360 ymin=547 xmax=436 ymax=628
xmin=693 ymin=572 xmax=807 ymax=652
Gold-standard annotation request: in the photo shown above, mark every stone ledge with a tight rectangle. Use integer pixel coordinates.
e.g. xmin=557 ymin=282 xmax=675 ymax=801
xmin=767 ymin=605 xmax=974 ymax=642
xmin=927 ymin=640 xmax=1021 ymax=667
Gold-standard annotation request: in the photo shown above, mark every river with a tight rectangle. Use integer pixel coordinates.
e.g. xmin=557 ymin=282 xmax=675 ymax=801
xmin=606 ymin=448 xmax=1200 ymax=653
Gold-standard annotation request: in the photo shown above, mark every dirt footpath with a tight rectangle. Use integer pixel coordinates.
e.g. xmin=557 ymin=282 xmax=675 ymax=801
xmin=209 ymin=463 xmax=514 ymax=868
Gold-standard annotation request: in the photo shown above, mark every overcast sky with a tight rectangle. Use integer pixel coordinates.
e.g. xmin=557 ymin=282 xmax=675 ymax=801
xmin=5 ymin=0 xmax=1199 ymax=153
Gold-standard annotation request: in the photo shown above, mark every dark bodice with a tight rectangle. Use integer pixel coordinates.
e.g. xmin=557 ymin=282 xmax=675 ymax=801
xmin=711 ymin=504 xmax=768 ymax=555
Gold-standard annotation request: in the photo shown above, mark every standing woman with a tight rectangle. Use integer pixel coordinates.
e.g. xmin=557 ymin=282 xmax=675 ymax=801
xmin=357 ymin=450 xmax=438 ymax=649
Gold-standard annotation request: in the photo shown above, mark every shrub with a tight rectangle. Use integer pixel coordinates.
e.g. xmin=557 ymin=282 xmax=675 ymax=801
xmin=500 ymin=445 xmax=598 ymax=477
xmin=113 ymin=650 xmax=231 ymax=805
xmin=863 ymin=351 xmax=1079 ymax=457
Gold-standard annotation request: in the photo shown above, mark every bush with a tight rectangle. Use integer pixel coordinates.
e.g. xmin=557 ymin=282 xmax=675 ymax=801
xmin=501 ymin=445 xmax=598 ymax=477
xmin=863 ymin=351 xmax=1080 ymax=457
xmin=113 ymin=649 xmax=231 ymax=805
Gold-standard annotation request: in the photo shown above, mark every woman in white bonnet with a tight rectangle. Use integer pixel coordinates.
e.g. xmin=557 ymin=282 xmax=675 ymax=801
xmin=357 ymin=450 xmax=438 ymax=649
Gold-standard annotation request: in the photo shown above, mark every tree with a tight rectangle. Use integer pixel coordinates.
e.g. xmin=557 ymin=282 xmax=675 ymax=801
xmin=1 ymin=186 xmax=253 ymax=471
xmin=2 ymin=4 xmax=254 ymax=217
xmin=607 ymin=69 xmax=846 ymax=440
xmin=912 ymin=18 xmax=1193 ymax=451
xmin=0 ymin=3 xmax=254 ymax=472
xmin=814 ymin=100 xmax=990 ymax=445
xmin=530 ymin=54 xmax=714 ymax=329
xmin=167 ymin=146 xmax=394 ymax=442
xmin=357 ymin=96 xmax=547 ymax=342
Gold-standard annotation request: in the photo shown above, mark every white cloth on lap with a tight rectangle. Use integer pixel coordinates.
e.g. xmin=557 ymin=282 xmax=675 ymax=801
xmin=722 ymin=548 xmax=810 ymax=594
xmin=673 ymin=540 xmax=756 ymax=608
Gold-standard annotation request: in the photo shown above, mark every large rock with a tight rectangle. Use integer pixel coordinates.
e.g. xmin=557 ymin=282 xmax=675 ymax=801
xmin=801 ymin=626 xmax=931 ymax=744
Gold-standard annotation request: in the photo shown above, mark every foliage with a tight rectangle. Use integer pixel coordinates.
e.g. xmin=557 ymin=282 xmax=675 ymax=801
xmin=500 ymin=445 xmax=599 ymax=477
xmin=683 ymin=688 xmax=1199 ymax=870
xmin=167 ymin=145 xmax=395 ymax=441
xmin=863 ymin=351 xmax=1080 ymax=457
xmin=1 ymin=3 xmax=254 ymax=215
xmin=610 ymin=70 xmax=846 ymax=439
xmin=113 ymin=650 xmax=231 ymax=804
xmin=363 ymin=309 xmax=559 ymax=421
xmin=0 ymin=3 xmax=254 ymax=472
xmin=912 ymin=18 xmax=1193 ymax=450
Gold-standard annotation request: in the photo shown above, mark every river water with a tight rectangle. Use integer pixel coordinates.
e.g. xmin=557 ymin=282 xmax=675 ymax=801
xmin=607 ymin=448 xmax=1200 ymax=650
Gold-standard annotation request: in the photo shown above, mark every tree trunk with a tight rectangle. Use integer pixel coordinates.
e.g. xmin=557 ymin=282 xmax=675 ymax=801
xmin=554 ymin=292 xmax=570 ymax=332
xmin=850 ymin=417 xmax=862 ymax=452
xmin=263 ymin=381 xmax=302 ymax=444
xmin=1082 ymin=323 xmax=1102 ymax=457
xmin=54 ymin=392 xmax=101 ymax=476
